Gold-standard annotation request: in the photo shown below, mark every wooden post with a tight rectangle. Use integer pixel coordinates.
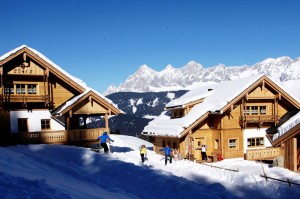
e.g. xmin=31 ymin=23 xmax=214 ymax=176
xmin=0 ymin=67 xmax=3 ymax=95
xmin=105 ymin=113 xmax=108 ymax=129
xmin=292 ymin=138 xmax=297 ymax=171
xmin=221 ymin=117 xmax=224 ymax=159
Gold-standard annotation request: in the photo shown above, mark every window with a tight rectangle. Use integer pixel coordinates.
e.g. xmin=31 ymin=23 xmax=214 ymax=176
xmin=260 ymin=106 xmax=266 ymax=115
xmin=247 ymin=137 xmax=264 ymax=147
xmin=251 ymin=106 xmax=258 ymax=115
xmin=16 ymin=84 xmax=26 ymax=94
xmin=27 ymin=84 xmax=37 ymax=94
xmin=245 ymin=107 xmax=250 ymax=115
xmin=4 ymin=87 xmax=14 ymax=94
xmin=214 ymin=139 xmax=220 ymax=150
xmin=7 ymin=84 xmax=38 ymax=95
xmin=41 ymin=119 xmax=51 ymax=130
xmin=18 ymin=118 xmax=28 ymax=132
xmin=228 ymin=139 xmax=237 ymax=148
xmin=171 ymin=109 xmax=184 ymax=118
xmin=244 ymin=106 xmax=267 ymax=115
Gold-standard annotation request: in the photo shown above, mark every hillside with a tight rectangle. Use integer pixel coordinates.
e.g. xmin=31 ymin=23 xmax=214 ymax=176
xmin=106 ymin=90 xmax=188 ymax=136
xmin=1 ymin=135 xmax=299 ymax=199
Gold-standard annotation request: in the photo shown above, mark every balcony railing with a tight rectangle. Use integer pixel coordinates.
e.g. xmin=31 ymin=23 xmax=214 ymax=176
xmin=0 ymin=94 xmax=50 ymax=103
xmin=240 ymin=115 xmax=278 ymax=124
xmin=11 ymin=130 xmax=68 ymax=144
xmin=69 ymin=128 xmax=108 ymax=143
xmin=246 ymin=147 xmax=282 ymax=160
xmin=9 ymin=128 xmax=109 ymax=145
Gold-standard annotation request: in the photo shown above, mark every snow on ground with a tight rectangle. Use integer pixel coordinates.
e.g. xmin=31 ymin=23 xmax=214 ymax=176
xmin=0 ymin=135 xmax=299 ymax=199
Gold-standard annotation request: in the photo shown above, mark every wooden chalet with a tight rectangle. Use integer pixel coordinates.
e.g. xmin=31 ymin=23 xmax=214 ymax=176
xmin=142 ymin=75 xmax=300 ymax=163
xmin=270 ymin=111 xmax=300 ymax=171
xmin=0 ymin=45 xmax=122 ymax=146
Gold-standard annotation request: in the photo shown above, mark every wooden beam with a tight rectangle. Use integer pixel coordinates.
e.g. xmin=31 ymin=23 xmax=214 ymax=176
xmin=105 ymin=113 xmax=108 ymax=128
xmin=23 ymin=52 xmax=27 ymax=61
xmin=0 ymin=68 xmax=3 ymax=95
xmin=292 ymin=138 xmax=297 ymax=171
xmin=66 ymin=117 xmax=70 ymax=130
xmin=221 ymin=117 xmax=224 ymax=159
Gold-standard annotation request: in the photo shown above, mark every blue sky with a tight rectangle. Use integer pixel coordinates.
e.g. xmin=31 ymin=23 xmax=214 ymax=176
xmin=1 ymin=0 xmax=300 ymax=93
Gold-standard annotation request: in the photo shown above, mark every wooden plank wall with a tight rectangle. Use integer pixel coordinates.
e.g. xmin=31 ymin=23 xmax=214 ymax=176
xmin=284 ymin=138 xmax=297 ymax=171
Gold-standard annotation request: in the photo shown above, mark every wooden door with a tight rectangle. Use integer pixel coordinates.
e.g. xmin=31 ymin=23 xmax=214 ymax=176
xmin=194 ymin=137 xmax=204 ymax=160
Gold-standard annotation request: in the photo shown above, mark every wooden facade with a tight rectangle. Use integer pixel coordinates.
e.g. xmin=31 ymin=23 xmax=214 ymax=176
xmin=146 ymin=76 xmax=300 ymax=163
xmin=272 ymin=122 xmax=300 ymax=172
xmin=0 ymin=46 xmax=121 ymax=146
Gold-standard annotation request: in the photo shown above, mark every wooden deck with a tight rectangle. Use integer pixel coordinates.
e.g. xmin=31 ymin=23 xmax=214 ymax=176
xmin=7 ymin=128 xmax=109 ymax=146
xmin=246 ymin=147 xmax=282 ymax=160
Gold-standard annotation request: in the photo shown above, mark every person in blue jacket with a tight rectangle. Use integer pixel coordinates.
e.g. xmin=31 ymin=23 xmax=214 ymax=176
xmin=160 ymin=144 xmax=173 ymax=165
xmin=98 ymin=132 xmax=114 ymax=153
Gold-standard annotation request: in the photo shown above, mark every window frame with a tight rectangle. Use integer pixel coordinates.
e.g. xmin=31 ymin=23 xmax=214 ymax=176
xmin=244 ymin=106 xmax=267 ymax=115
xmin=18 ymin=118 xmax=28 ymax=132
xmin=5 ymin=83 xmax=38 ymax=95
xmin=228 ymin=138 xmax=238 ymax=149
xmin=41 ymin=119 xmax=51 ymax=130
xmin=247 ymin=137 xmax=264 ymax=148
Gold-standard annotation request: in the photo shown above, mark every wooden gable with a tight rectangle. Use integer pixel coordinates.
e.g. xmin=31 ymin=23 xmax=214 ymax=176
xmin=247 ymin=86 xmax=275 ymax=99
xmin=58 ymin=90 xmax=121 ymax=117
xmin=6 ymin=59 xmax=44 ymax=76
xmin=74 ymin=98 xmax=108 ymax=115
xmin=180 ymin=76 xmax=300 ymax=138
xmin=0 ymin=46 xmax=85 ymax=93
xmin=221 ymin=76 xmax=300 ymax=113
xmin=0 ymin=46 xmax=88 ymax=108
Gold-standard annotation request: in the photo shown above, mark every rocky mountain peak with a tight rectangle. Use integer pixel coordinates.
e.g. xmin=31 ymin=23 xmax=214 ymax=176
xmin=104 ymin=56 xmax=300 ymax=95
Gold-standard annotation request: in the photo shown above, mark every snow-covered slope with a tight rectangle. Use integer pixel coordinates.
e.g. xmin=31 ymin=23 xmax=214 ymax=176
xmin=104 ymin=56 xmax=300 ymax=96
xmin=1 ymin=135 xmax=300 ymax=199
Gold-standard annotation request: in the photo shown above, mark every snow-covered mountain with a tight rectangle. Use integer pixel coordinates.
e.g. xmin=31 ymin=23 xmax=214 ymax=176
xmin=105 ymin=90 xmax=188 ymax=136
xmin=103 ymin=56 xmax=300 ymax=136
xmin=104 ymin=56 xmax=300 ymax=95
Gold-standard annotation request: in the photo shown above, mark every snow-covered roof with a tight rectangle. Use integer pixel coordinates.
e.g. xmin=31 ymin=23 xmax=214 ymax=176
xmin=1 ymin=45 xmax=121 ymax=114
xmin=0 ymin=45 xmax=87 ymax=89
xmin=54 ymin=87 xmax=122 ymax=115
xmin=272 ymin=111 xmax=300 ymax=141
xmin=166 ymin=84 xmax=216 ymax=108
xmin=143 ymin=75 xmax=266 ymax=137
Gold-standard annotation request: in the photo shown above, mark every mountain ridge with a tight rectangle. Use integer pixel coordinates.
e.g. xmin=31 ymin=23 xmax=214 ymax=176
xmin=104 ymin=56 xmax=300 ymax=95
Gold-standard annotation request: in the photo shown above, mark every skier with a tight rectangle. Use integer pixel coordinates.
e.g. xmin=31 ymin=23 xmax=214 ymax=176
xmin=98 ymin=132 xmax=114 ymax=153
xmin=160 ymin=144 xmax=173 ymax=165
xmin=139 ymin=145 xmax=147 ymax=163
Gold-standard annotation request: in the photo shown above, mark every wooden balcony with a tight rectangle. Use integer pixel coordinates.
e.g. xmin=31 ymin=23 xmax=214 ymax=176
xmin=246 ymin=147 xmax=282 ymax=160
xmin=69 ymin=128 xmax=108 ymax=144
xmin=239 ymin=115 xmax=278 ymax=126
xmin=9 ymin=128 xmax=109 ymax=146
xmin=0 ymin=94 xmax=50 ymax=103
xmin=11 ymin=130 xmax=68 ymax=144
